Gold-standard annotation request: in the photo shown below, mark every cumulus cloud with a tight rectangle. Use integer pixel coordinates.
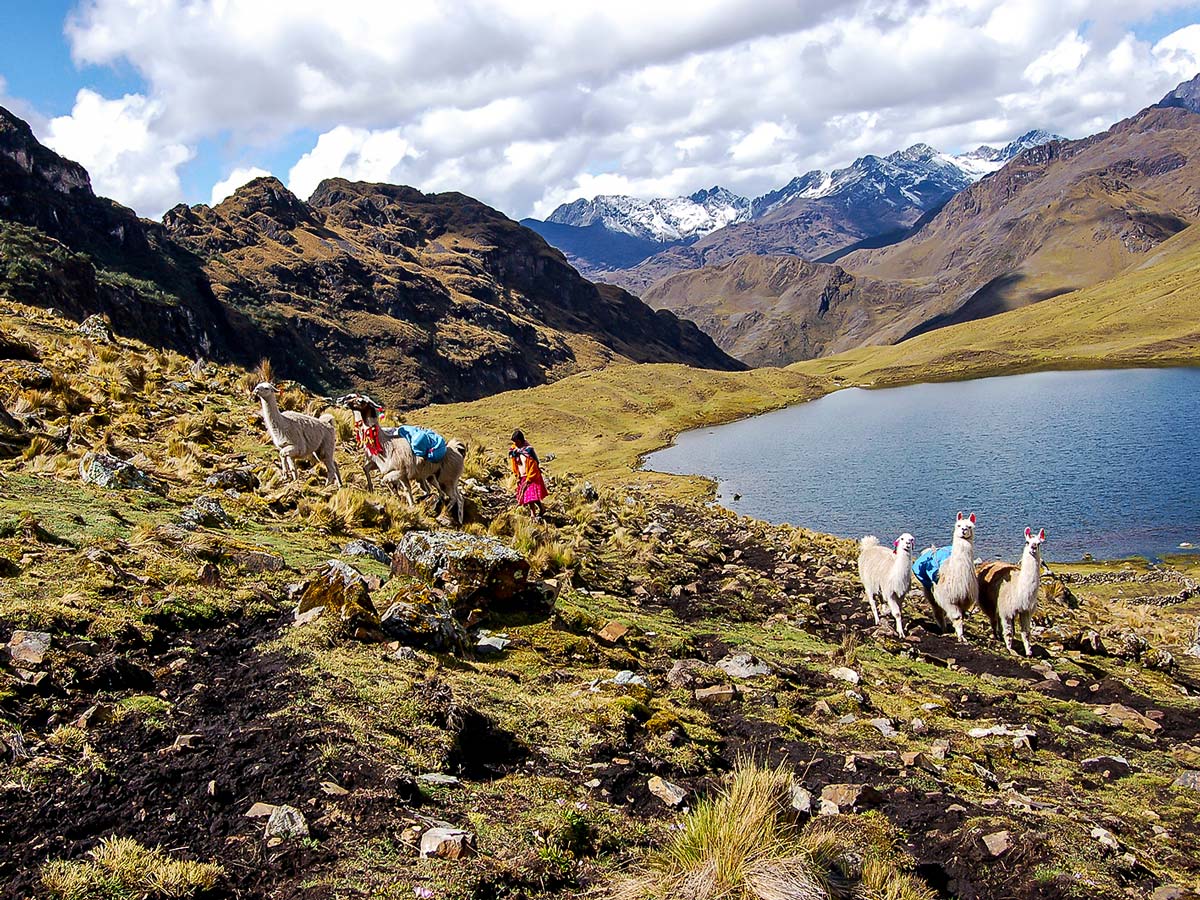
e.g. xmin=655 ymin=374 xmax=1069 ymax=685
xmin=41 ymin=0 xmax=1200 ymax=218
xmin=43 ymin=89 xmax=192 ymax=217
xmin=210 ymin=166 xmax=273 ymax=206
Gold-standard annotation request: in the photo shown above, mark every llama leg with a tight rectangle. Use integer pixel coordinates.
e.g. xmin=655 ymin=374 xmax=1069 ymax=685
xmin=324 ymin=447 xmax=341 ymax=487
xmin=1000 ymin=616 xmax=1016 ymax=654
xmin=925 ymin=587 xmax=947 ymax=632
xmin=865 ymin=590 xmax=881 ymax=625
xmin=362 ymin=462 xmax=375 ymax=492
xmin=1019 ymin=610 xmax=1034 ymax=657
xmin=887 ymin=597 xmax=905 ymax=638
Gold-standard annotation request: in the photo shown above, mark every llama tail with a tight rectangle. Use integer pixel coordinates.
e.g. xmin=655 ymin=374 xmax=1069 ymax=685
xmin=860 ymin=535 xmax=880 ymax=551
xmin=448 ymin=439 xmax=467 ymax=456
xmin=319 ymin=413 xmax=335 ymax=426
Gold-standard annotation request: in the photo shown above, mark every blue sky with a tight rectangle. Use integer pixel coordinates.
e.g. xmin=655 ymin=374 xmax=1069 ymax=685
xmin=3 ymin=2 xmax=1200 ymax=220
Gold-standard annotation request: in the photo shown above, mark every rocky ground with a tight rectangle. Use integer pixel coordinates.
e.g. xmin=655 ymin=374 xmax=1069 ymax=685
xmin=2 ymin=299 xmax=1200 ymax=900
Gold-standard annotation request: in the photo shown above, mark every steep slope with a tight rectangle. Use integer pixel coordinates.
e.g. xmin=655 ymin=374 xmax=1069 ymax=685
xmin=642 ymin=255 xmax=920 ymax=366
xmin=163 ymin=177 xmax=741 ymax=407
xmin=0 ymin=106 xmax=250 ymax=358
xmin=0 ymin=106 xmax=739 ymax=410
xmin=840 ymin=82 xmax=1200 ymax=336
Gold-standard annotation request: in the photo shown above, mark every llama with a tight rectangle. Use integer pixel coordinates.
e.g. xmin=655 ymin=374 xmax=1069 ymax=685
xmin=915 ymin=512 xmax=979 ymax=641
xmin=335 ymin=393 xmax=467 ymax=524
xmin=977 ymin=528 xmax=1045 ymax=656
xmin=252 ymin=382 xmax=341 ymax=486
xmin=858 ymin=533 xmax=915 ymax=637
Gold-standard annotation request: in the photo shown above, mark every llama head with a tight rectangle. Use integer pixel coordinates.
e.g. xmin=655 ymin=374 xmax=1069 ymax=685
xmin=955 ymin=512 xmax=976 ymax=542
xmin=251 ymin=381 xmax=278 ymax=400
xmin=1024 ymin=527 xmax=1046 ymax=555
xmin=335 ymin=393 xmax=384 ymax=421
xmin=894 ymin=533 xmax=915 ymax=554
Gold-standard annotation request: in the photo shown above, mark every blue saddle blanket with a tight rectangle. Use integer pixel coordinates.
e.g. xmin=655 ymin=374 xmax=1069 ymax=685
xmin=396 ymin=425 xmax=448 ymax=462
xmin=912 ymin=545 xmax=953 ymax=591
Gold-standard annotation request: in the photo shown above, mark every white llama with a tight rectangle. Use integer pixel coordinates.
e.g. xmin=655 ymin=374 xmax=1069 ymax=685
xmin=252 ymin=382 xmax=341 ymax=486
xmin=977 ymin=528 xmax=1045 ymax=656
xmin=930 ymin=512 xmax=979 ymax=642
xmin=858 ymin=533 xmax=915 ymax=637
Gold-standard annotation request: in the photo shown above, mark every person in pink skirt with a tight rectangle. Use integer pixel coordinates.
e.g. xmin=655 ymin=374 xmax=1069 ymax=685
xmin=508 ymin=429 xmax=547 ymax=519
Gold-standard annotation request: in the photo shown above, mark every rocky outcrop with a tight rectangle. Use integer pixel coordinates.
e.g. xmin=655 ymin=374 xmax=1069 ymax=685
xmin=292 ymin=560 xmax=382 ymax=639
xmin=391 ymin=530 xmax=533 ymax=615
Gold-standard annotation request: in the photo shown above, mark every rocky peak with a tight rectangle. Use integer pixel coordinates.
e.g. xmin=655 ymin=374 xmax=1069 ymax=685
xmin=0 ymin=106 xmax=92 ymax=196
xmin=888 ymin=143 xmax=939 ymax=163
xmin=1156 ymin=72 xmax=1200 ymax=115
xmin=215 ymin=176 xmax=315 ymax=229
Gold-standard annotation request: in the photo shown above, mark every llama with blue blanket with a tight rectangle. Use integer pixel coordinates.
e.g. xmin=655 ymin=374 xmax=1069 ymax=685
xmin=336 ymin=393 xmax=467 ymax=524
xmin=913 ymin=512 xmax=979 ymax=641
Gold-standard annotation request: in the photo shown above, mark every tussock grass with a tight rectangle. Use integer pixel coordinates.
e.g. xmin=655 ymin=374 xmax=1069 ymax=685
xmin=621 ymin=762 xmax=934 ymax=900
xmin=41 ymin=836 xmax=222 ymax=899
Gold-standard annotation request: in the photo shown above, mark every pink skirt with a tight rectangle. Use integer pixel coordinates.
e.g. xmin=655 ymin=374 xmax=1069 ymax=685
xmin=518 ymin=476 xmax=547 ymax=505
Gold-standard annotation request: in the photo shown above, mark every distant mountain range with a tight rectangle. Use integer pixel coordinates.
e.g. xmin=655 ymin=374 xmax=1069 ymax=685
xmin=644 ymin=76 xmax=1200 ymax=367
xmin=522 ymin=129 xmax=1063 ymax=283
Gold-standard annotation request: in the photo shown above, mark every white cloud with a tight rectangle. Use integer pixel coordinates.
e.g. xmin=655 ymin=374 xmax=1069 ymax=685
xmin=210 ymin=166 xmax=273 ymax=205
xmin=43 ymin=89 xmax=192 ymax=217
xmin=30 ymin=1 xmax=1200 ymax=218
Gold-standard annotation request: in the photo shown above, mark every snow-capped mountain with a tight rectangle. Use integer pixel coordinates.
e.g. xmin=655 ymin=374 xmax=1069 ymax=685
xmin=951 ymin=129 xmax=1066 ymax=179
xmin=545 ymin=186 xmax=751 ymax=243
xmin=527 ymin=129 xmax=1063 ymax=277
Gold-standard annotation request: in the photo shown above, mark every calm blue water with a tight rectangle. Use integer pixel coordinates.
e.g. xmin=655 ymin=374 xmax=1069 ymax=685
xmin=646 ymin=368 xmax=1200 ymax=561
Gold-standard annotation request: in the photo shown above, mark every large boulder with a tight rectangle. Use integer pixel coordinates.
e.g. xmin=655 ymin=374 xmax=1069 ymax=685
xmin=293 ymin=560 xmax=382 ymax=639
xmin=79 ymin=452 xmax=162 ymax=493
xmin=391 ymin=530 xmax=531 ymax=615
xmin=379 ymin=587 xmax=469 ymax=654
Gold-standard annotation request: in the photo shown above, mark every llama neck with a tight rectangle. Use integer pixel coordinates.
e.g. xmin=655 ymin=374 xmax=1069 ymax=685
xmin=952 ymin=535 xmax=973 ymax=559
xmin=1018 ymin=546 xmax=1041 ymax=588
xmin=258 ymin=394 xmax=287 ymax=441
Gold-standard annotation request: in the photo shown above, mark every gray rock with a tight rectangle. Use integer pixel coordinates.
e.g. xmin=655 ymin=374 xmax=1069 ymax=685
xmin=380 ymin=592 xmax=468 ymax=654
xmin=647 ymin=775 xmax=687 ymax=807
xmin=232 ymin=549 xmax=286 ymax=573
xmin=578 ymin=481 xmax=599 ymax=502
xmin=829 ymin=666 xmax=860 ymax=685
xmin=293 ymin=560 xmax=381 ymax=638
xmin=1172 ymin=770 xmax=1200 ymax=791
xmin=418 ymin=773 xmax=461 ymax=786
xmin=392 ymin=530 xmax=531 ymax=613
xmin=204 ymin=468 xmax=259 ymax=492
xmin=77 ymin=314 xmax=114 ymax=343
xmin=819 ymin=783 xmax=882 ymax=813
xmin=789 ymin=779 xmax=813 ymax=815
xmin=181 ymin=496 xmax=232 ymax=530
xmin=666 ymin=659 xmax=708 ymax=688
xmin=869 ymin=718 xmax=897 ymax=738
xmin=611 ymin=670 xmax=648 ymax=687
xmin=6 ymin=630 xmax=51 ymax=666
xmin=420 ymin=827 xmax=476 ymax=859
xmin=694 ymin=684 xmax=737 ymax=703
xmin=342 ymin=539 xmax=390 ymax=566
xmin=716 ymin=651 xmax=771 ymax=679
xmin=476 ymin=633 xmax=511 ymax=655
xmin=264 ymin=805 xmax=308 ymax=841
xmin=79 ymin=452 xmax=160 ymax=493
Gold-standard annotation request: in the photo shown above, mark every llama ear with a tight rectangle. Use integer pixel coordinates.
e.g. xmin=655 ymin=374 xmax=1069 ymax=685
xmin=1038 ymin=529 xmax=1045 ymax=541
xmin=969 ymin=513 xmax=976 ymax=524
xmin=957 ymin=511 xmax=963 ymax=521
xmin=1025 ymin=527 xmax=1032 ymax=539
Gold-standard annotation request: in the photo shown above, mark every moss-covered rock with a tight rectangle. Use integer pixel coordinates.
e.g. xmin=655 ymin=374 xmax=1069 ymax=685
xmin=391 ymin=529 xmax=531 ymax=615
xmin=293 ymin=559 xmax=381 ymax=640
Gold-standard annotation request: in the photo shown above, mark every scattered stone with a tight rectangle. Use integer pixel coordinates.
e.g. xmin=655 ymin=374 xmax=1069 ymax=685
xmin=232 ymin=549 xmax=286 ymax=573
xmin=180 ymin=495 xmax=232 ymax=530
xmin=836 ymin=714 xmax=858 ymax=725
xmin=6 ymin=630 xmax=51 ymax=666
xmin=418 ymin=773 xmax=461 ymax=786
xmin=2 ymin=731 xmax=30 ymax=762
xmin=204 ymin=468 xmax=259 ymax=492
xmin=829 ymin=666 xmax=860 ymax=685
xmin=1091 ymin=826 xmax=1119 ymax=851
xmin=320 ymin=781 xmax=349 ymax=796
xmin=611 ymin=670 xmax=649 ymax=687
xmin=380 ymin=590 xmax=468 ymax=654
xmin=578 ymin=482 xmax=599 ymax=502
xmin=1172 ymin=770 xmax=1200 ymax=791
xmin=869 ymin=718 xmax=897 ymax=738
xmin=820 ymin=783 xmax=882 ymax=814
xmin=1082 ymin=756 xmax=1132 ymax=779
xmin=163 ymin=734 xmax=203 ymax=754
xmin=196 ymin=562 xmax=222 ymax=587
xmin=79 ymin=452 xmax=160 ymax=493
xmin=597 ymin=621 xmax=629 ymax=644
xmin=77 ymin=314 xmax=114 ymax=343
xmin=901 ymin=751 xmax=928 ymax=769
xmin=420 ymin=827 xmax=476 ymax=859
xmin=245 ymin=802 xmax=277 ymax=818
xmin=342 ymin=539 xmax=391 ymax=566
xmin=789 ymin=780 xmax=813 ymax=815
xmin=476 ymin=633 xmax=511 ymax=655
xmin=392 ymin=530 xmax=531 ymax=613
xmin=1152 ymin=886 xmax=1184 ymax=900
xmin=73 ymin=703 xmax=114 ymax=729
xmin=1012 ymin=735 xmax=1035 ymax=754
xmin=910 ymin=717 xmax=928 ymax=734
xmin=968 ymin=724 xmax=1036 ymax=740
xmin=982 ymin=831 xmax=1011 ymax=857
xmin=647 ymin=776 xmax=687 ymax=807
xmin=666 ymin=659 xmax=709 ymax=688
xmin=694 ymin=684 xmax=738 ymax=703
xmin=946 ymin=803 xmax=967 ymax=814
xmin=293 ymin=560 xmax=381 ymax=639
xmin=265 ymin=805 xmax=309 ymax=841
xmin=716 ymin=651 xmax=771 ymax=679
xmin=929 ymin=740 xmax=951 ymax=761
xmin=1095 ymin=703 xmax=1162 ymax=734
xmin=1144 ymin=649 xmax=1178 ymax=673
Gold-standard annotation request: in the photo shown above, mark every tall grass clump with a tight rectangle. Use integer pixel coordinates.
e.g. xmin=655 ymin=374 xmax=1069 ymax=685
xmin=41 ymin=836 xmax=223 ymax=899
